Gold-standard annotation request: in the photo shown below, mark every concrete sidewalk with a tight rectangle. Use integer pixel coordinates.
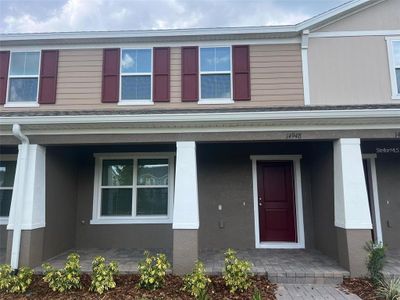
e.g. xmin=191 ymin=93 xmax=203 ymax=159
xmin=276 ymin=284 xmax=361 ymax=299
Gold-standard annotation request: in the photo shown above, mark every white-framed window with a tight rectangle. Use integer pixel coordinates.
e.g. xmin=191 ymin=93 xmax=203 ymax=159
xmin=199 ymin=46 xmax=233 ymax=104
xmin=119 ymin=48 xmax=153 ymax=105
xmin=387 ymin=38 xmax=400 ymax=99
xmin=0 ymin=155 xmax=17 ymax=224
xmin=91 ymin=152 xmax=174 ymax=224
xmin=6 ymin=51 xmax=41 ymax=107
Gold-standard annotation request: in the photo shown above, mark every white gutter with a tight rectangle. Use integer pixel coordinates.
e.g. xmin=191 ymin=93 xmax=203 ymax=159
xmin=0 ymin=108 xmax=399 ymax=126
xmin=10 ymin=124 xmax=29 ymax=270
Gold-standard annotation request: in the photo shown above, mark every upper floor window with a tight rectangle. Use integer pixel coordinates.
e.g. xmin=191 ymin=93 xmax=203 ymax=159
xmin=0 ymin=157 xmax=16 ymax=223
xmin=91 ymin=153 xmax=174 ymax=224
xmin=8 ymin=52 xmax=40 ymax=103
xmin=200 ymin=47 xmax=232 ymax=103
xmin=120 ymin=49 xmax=152 ymax=103
xmin=387 ymin=39 xmax=400 ymax=99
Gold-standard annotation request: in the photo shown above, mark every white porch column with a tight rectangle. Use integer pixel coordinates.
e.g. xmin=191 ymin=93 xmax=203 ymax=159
xmin=7 ymin=144 xmax=46 ymax=268
xmin=333 ymin=138 xmax=372 ymax=276
xmin=172 ymin=141 xmax=199 ymax=274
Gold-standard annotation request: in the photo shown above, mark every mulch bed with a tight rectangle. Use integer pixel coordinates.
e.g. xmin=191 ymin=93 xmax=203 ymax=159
xmin=341 ymin=278 xmax=379 ymax=300
xmin=0 ymin=274 xmax=277 ymax=299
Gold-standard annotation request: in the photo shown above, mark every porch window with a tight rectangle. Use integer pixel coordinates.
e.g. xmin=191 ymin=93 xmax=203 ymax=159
xmin=120 ymin=49 xmax=152 ymax=103
xmin=7 ymin=51 xmax=40 ymax=103
xmin=199 ymin=46 xmax=232 ymax=103
xmin=387 ymin=39 xmax=400 ymax=99
xmin=92 ymin=153 xmax=174 ymax=224
xmin=0 ymin=158 xmax=16 ymax=223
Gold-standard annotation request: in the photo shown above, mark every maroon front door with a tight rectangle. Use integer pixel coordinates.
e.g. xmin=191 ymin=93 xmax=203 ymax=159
xmin=257 ymin=161 xmax=297 ymax=242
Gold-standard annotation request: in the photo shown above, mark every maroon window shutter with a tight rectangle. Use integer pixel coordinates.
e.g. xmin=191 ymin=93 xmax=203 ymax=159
xmin=181 ymin=46 xmax=198 ymax=102
xmin=233 ymin=45 xmax=250 ymax=101
xmin=0 ymin=51 xmax=10 ymax=105
xmin=153 ymin=47 xmax=170 ymax=102
xmin=38 ymin=50 xmax=59 ymax=104
xmin=102 ymin=48 xmax=120 ymax=103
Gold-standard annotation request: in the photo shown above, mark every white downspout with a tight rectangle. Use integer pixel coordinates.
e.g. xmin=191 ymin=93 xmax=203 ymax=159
xmin=10 ymin=124 xmax=30 ymax=270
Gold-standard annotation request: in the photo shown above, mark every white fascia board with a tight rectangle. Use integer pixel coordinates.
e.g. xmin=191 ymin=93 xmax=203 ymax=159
xmin=296 ymin=0 xmax=378 ymax=31
xmin=0 ymin=25 xmax=297 ymax=42
xmin=0 ymin=108 xmax=399 ymax=126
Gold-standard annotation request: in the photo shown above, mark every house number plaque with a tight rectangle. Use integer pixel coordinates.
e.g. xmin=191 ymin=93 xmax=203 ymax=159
xmin=286 ymin=132 xmax=302 ymax=140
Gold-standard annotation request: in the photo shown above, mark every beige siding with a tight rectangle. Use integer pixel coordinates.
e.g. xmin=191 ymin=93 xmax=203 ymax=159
xmin=0 ymin=44 xmax=304 ymax=112
xmin=56 ymin=49 xmax=103 ymax=106
xmin=316 ymin=0 xmax=400 ymax=32
xmin=250 ymin=44 xmax=304 ymax=105
xmin=308 ymin=36 xmax=394 ymax=105
xmin=170 ymin=47 xmax=181 ymax=102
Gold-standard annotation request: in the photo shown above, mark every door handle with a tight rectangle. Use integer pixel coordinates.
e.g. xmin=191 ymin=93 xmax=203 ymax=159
xmin=258 ymin=197 xmax=262 ymax=206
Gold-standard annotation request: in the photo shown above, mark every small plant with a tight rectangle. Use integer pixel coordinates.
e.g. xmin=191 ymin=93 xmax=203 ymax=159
xmin=138 ymin=251 xmax=170 ymax=290
xmin=182 ymin=261 xmax=211 ymax=298
xmin=42 ymin=253 xmax=82 ymax=292
xmin=223 ymin=248 xmax=252 ymax=293
xmin=0 ymin=264 xmax=33 ymax=293
xmin=365 ymin=241 xmax=386 ymax=285
xmin=89 ymin=256 xmax=119 ymax=294
xmin=377 ymin=278 xmax=400 ymax=300
xmin=252 ymin=288 xmax=262 ymax=300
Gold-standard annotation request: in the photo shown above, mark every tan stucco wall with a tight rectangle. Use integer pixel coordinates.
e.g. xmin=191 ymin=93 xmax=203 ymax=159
xmin=316 ymin=0 xmax=400 ymax=32
xmin=308 ymin=35 xmax=396 ymax=105
xmin=0 ymin=44 xmax=304 ymax=112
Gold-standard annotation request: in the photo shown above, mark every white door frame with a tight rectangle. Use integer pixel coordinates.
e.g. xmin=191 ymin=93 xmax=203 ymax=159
xmin=362 ymin=154 xmax=383 ymax=243
xmin=250 ymin=155 xmax=305 ymax=249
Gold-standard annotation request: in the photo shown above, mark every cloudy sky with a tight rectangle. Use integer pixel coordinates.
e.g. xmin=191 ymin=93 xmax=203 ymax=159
xmin=0 ymin=0 xmax=350 ymax=34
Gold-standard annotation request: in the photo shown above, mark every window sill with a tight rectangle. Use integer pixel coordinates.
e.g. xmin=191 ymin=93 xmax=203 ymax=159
xmin=392 ymin=94 xmax=400 ymax=100
xmin=118 ymin=100 xmax=154 ymax=106
xmin=4 ymin=102 xmax=40 ymax=108
xmin=0 ymin=217 xmax=9 ymax=225
xmin=198 ymin=99 xmax=234 ymax=105
xmin=90 ymin=217 xmax=172 ymax=225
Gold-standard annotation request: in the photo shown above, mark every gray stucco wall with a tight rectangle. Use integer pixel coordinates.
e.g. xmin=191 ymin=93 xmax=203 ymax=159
xmin=376 ymin=156 xmax=400 ymax=250
xmin=197 ymin=142 xmax=318 ymax=250
xmin=43 ymin=148 xmax=78 ymax=260
xmin=309 ymin=143 xmax=338 ymax=261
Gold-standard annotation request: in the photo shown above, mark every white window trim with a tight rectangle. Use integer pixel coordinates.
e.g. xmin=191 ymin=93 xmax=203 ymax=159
xmin=362 ymin=154 xmax=383 ymax=244
xmin=119 ymin=48 xmax=154 ymax=105
xmin=250 ymin=155 xmax=305 ymax=249
xmin=198 ymin=46 xmax=234 ymax=104
xmin=0 ymin=154 xmax=17 ymax=225
xmin=4 ymin=50 xmax=41 ymax=107
xmin=90 ymin=152 xmax=175 ymax=225
xmin=386 ymin=37 xmax=400 ymax=100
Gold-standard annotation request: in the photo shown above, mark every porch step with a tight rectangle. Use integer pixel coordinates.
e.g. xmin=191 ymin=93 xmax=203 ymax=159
xmin=266 ymin=270 xmax=349 ymax=284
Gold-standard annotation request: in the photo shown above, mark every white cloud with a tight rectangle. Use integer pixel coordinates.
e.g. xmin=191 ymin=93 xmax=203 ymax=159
xmin=1 ymin=0 xmax=316 ymax=33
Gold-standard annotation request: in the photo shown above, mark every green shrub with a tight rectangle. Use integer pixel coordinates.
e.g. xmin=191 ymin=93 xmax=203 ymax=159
xmin=252 ymin=289 xmax=262 ymax=300
xmin=222 ymin=248 xmax=252 ymax=293
xmin=365 ymin=241 xmax=386 ymax=285
xmin=42 ymin=253 xmax=82 ymax=292
xmin=138 ymin=251 xmax=170 ymax=290
xmin=377 ymin=278 xmax=400 ymax=300
xmin=0 ymin=264 xmax=33 ymax=293
xmin=89 ymin=256 xmax=119 ymax=294
xmin=182 ymin=261 xmax=211 ymax=298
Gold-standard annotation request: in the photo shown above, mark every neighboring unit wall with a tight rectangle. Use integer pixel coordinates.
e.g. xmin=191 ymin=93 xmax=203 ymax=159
xmin=308 ymin=0 xmax=400 ymax=106
xmin=308 ymin=36 xmax=394 ymax=105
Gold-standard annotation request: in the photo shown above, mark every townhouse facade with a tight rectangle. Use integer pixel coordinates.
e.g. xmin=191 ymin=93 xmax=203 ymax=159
xmin=0 ymin=0 xmax=399 ymax=280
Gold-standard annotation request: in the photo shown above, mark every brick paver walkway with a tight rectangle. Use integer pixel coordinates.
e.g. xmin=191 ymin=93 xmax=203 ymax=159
xmin=200 ymin=249 xmax=349 ymax=284
xmin=276 ymin=284 xmax=361 ymax=299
